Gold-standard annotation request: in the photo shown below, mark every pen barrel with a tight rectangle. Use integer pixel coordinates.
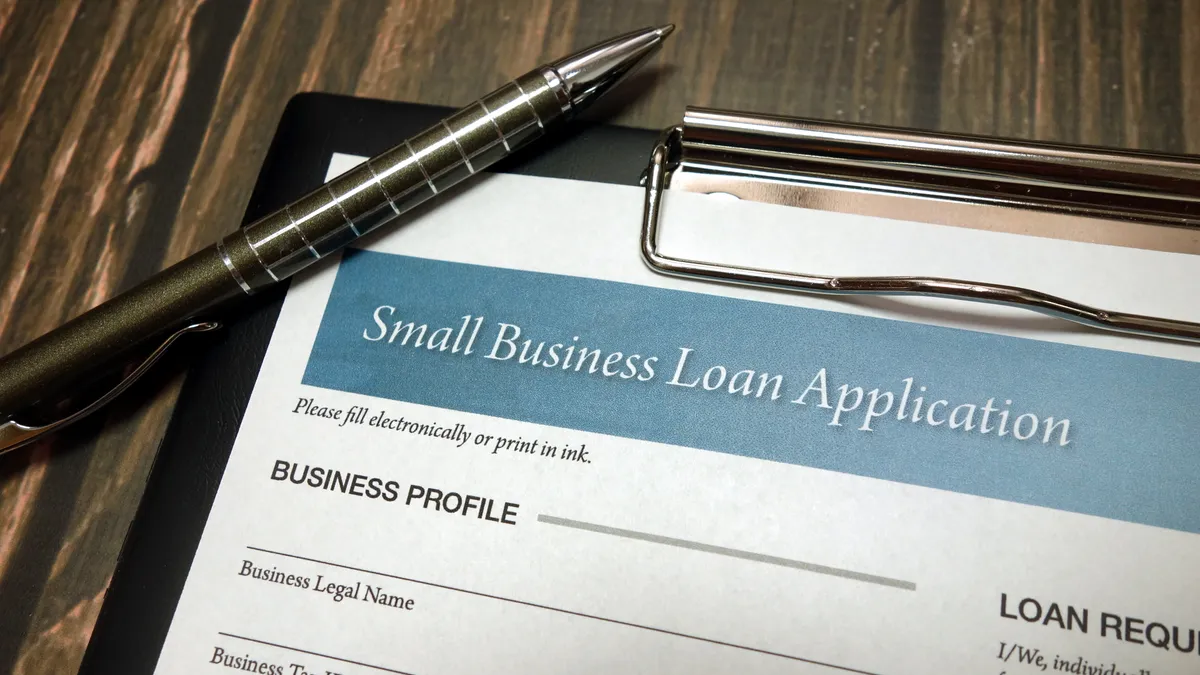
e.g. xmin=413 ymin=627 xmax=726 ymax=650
xmin=0 ymin=27 xmax=671 ymax=433
xmin=0 ymin=70 xmax=569 ymax=420
xmin=224 ymin=69 xmax=570 ymax=289
xmin=0 ymin=247 xmax=242 ymax=418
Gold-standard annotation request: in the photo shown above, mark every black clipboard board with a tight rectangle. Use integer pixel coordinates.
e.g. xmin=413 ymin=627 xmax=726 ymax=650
xmin=79 ymin=93 xmax=657 ymax=673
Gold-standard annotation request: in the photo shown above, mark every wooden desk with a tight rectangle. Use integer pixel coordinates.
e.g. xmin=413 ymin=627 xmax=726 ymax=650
xmin=0 ymin=1 xmax=1196 ymax=672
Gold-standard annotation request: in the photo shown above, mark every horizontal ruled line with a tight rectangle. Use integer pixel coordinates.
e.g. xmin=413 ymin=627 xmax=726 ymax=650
xmin=217 ymin=631 xmax=415 ymax=674
xmin=538 ymin=514 xmax=917 ymax=591
xmin=247 ymin=544 xmax=885 ymax=674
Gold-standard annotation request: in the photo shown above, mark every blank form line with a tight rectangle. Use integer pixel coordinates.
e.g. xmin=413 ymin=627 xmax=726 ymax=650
xmin=247 ymin=545 xmax=885 ymax=674
xmin=538 ymin=514 xmax=917 ymax=591
xmin=217 ymin=632 xmax=415 ymax=674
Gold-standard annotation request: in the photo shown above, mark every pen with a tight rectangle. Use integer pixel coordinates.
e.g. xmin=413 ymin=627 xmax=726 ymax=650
xmin=0 ymin=25 xmax=675 ymax=454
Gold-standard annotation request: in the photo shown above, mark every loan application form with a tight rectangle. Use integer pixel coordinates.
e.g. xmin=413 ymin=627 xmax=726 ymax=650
xmin=154 ymin=156 xmax=1200 ymax=675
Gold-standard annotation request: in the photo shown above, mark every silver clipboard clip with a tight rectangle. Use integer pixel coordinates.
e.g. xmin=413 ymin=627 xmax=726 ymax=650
xmin=640 ymin=108 xmax=1200 ymax=345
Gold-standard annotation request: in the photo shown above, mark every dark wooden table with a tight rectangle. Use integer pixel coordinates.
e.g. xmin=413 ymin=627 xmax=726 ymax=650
xmin=0 ymin=1 xmax=1196 ymax=672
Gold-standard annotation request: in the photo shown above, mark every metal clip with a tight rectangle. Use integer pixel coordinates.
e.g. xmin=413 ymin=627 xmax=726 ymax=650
xmin=640 ymin=130 xmax=1200 ymax=345
xmin=0 ymin=321 xmax=220 ymax=455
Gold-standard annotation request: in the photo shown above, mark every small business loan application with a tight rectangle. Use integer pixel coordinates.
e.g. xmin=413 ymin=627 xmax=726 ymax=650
xmin=156 ymin=158 xmax=1200 ymax=675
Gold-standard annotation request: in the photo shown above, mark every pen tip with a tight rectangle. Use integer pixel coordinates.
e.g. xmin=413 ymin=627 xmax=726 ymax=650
xmin=546 ymin=25 xmax=676 ymax=111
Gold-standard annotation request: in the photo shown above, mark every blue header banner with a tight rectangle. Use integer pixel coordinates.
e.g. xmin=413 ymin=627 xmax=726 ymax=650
xmin=304 ymin=250 xmax=1200 ymax=533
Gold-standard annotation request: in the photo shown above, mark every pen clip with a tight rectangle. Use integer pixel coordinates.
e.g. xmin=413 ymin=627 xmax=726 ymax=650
xmin=0 ymin=321 xmax=220 ymax=456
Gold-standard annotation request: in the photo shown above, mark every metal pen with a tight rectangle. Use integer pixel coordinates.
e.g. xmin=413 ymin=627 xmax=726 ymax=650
xmin=0 ymin=25 xmax=675 ymax=454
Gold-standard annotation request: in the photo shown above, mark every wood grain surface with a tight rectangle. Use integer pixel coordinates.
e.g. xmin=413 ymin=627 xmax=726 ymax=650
xmin=0 ymin=0 xmax=1197 ymax=672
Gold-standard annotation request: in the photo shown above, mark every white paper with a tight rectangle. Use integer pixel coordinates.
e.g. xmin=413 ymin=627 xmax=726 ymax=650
xmin=152 ymin=161 xmax=1200 ymax=675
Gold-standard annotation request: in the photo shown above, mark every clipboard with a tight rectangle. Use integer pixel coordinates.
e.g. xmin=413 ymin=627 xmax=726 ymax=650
xmin=79 ymin=94 xmax=1199 ymax=673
